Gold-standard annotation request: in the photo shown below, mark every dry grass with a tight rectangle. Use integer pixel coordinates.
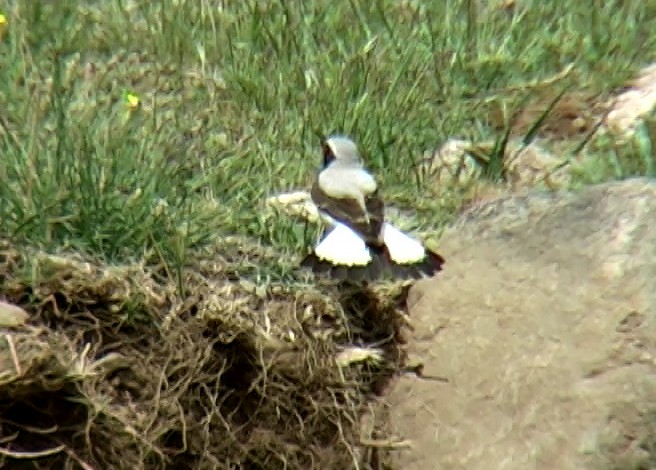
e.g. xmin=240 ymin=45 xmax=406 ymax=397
xmin=0 ymin=237 xmax=413 ymax=469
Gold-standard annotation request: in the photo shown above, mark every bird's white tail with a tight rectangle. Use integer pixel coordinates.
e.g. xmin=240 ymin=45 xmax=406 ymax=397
xmin=380 ymin=223 xmax=427 ymax=264
xmin=314 ymin=223 xmax=372 ymax=266
xmin=301 ymin=222 xmax=444 ymax=281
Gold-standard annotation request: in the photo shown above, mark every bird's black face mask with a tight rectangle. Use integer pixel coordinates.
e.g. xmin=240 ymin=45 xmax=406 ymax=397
xmin=321 ymin=142 xmax=336 ymax=169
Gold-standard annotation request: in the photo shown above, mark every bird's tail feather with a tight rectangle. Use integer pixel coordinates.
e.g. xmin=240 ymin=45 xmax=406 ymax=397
xmin=300 ymin=222 xmax=444 ymax=281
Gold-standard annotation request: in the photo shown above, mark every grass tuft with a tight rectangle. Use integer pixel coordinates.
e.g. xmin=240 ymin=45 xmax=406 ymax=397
xmin=1 ymin=0 xmax=656 ymax=266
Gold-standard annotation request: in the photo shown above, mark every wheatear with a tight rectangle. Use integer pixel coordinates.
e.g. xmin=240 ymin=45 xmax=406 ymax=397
xmin=301 ymin=135 xmax=445 ymax=281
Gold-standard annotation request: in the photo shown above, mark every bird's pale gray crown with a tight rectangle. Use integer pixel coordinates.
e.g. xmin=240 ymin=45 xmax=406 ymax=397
xmin=322 ymin=135 xmax=363 ymax=169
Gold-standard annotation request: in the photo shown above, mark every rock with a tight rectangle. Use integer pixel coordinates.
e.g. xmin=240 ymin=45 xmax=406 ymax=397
xmin=422 ymin=138 xmax=570 ymax=197
xmin=389 ymin=178 xmax=656 ymax=470
xmin=0 ymin=300 xmax=29 ymax=327
xmin=421 ymin=138 xmax=478 ymax=187
xmin=605 ymin=62 xmax=656 ymax=138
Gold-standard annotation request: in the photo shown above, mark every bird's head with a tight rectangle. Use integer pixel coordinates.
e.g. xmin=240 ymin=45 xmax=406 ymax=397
xmin=322 ymin=135 xmax=362 ymax=169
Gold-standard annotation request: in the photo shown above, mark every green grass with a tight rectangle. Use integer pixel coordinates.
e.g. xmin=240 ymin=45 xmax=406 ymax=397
xmin=1 ymin=0 xmax=656 ymax=277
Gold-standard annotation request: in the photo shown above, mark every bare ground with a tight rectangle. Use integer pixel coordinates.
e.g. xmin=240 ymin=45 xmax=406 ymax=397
xmin=388 ymin=178 xmax=656 ymax=469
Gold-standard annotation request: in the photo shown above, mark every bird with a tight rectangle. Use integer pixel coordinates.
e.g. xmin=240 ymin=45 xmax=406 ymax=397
xmin=300 ymin=135 xmax=445 ymax=281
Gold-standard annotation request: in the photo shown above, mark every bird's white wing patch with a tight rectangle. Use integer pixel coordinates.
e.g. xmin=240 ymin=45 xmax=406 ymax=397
xmin=314 ymin=223 xmax=372 ymax=266
xmin=382 ymin=223 xmax=426 ymax=264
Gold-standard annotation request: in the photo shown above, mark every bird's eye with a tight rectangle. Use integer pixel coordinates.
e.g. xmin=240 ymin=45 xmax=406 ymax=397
xmin=322 ymin=143 xmax=336 ymax=168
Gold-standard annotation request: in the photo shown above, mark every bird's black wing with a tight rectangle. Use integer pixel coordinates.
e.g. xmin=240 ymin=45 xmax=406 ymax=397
xmin=310 ymin=181 xmax=385 ymax=246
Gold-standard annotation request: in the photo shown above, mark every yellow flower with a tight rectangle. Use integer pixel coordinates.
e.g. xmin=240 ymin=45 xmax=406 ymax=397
xmin=0 ymin=14 xmax=7 ymax=40
xmin=124 ymin=91 xmax=140 ymax=110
